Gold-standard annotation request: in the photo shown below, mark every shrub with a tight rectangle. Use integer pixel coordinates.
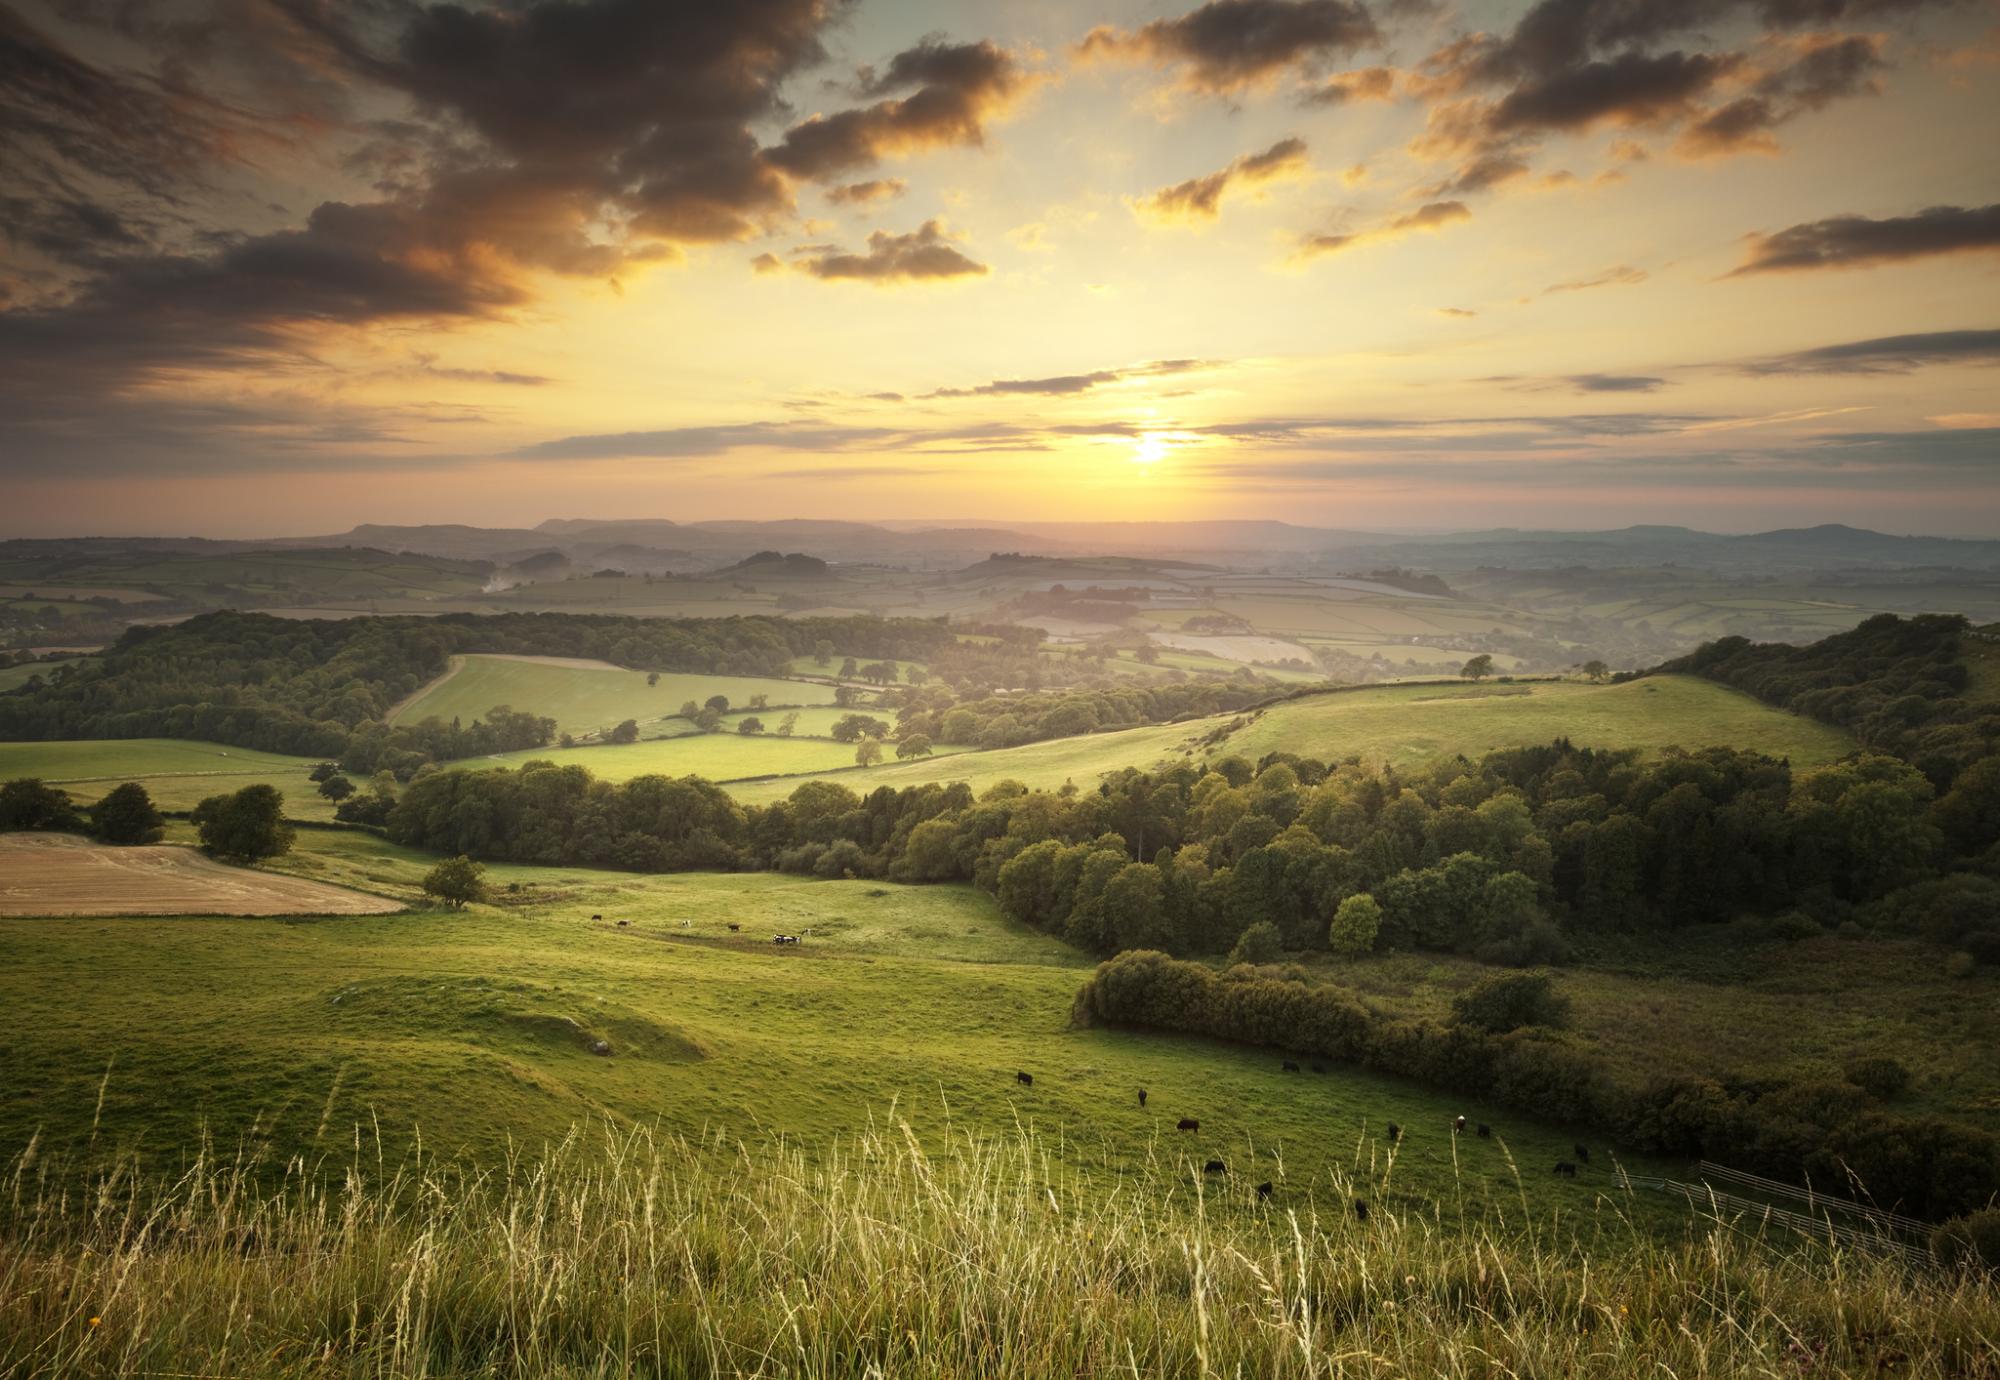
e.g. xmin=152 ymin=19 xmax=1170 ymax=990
xmin=422 ymin=855 xmax=488 ymax=909
xmin=0 ymin=777 xmax=84 ymax=834
xmin=1229 ymin=922 xmax=1282 ymax=966
xmin=1932 ymin=1208 xmax=2000 ymax=1272
xmin=89 ymin=782 xmax=164 ymax=845
xmin=1844 ymin=1055 xmax=1911 ymax=1102
xmin=1772 ymin=910 xmax=1823 ymax=942
xmin=1450 ymin=972 xmax=1571 ymax=1034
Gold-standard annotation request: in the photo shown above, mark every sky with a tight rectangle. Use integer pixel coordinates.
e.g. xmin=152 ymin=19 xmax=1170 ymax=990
xmin=1 ymin=0 xmax=1997 ymax=538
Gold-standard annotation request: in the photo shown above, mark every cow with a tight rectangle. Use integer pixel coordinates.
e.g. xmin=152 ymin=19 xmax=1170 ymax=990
xmin=772 ymin=934 xmax=799 ymax=945
xmin=1385 ymin=1122 xmax=1401 ymax=1143
xmin=617 ymin=919 xmax=630 ymax=928
xmin=727 ymin=923 xmax=740 ymax=932
xmin=1476 ymin=1123 xmax=1491 ymax=1139
xmin=590 ymin=914 xmax=602 ymax=921
xmin=1353 ymin=1200 xmax=1369 ymax=1222
xmin=1203 ymin=1160 xmax=1226 ymax=1175
xmin=1281 ymin=1059 xmax=1300 ymax=1073
xmin=1553 ymin=1161 xmax=1578 ymax=1178
xmin=1138 ymin=1088 xmax=1147 ymax=1108
xmin=1255 ymin=1181 xmax=1273 ymax=1201
xmin=1177 ymin=1118 xmax=1200 ymax=1132
xmin=1016 ymin=1071 xmax=1033 ymax=1087
xmin=1574 ymin=1143 xmax=1590 ymax=1164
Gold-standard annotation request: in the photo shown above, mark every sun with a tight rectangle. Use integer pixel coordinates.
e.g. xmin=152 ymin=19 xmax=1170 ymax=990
xmin=1132 ymin=433 xmax=1169 ymax=465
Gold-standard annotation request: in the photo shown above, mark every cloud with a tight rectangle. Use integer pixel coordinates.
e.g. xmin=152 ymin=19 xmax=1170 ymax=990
xmin=826 ymin=179 xmax=908 ymax=206
xmin=511 ymin=421 xmax=903 ymax=461
xmin=1304 ymin=66 xmax=1396 ymax=104
xmin=1739 ymin=329 xmax=2000 ymax=374
xmin=1300 ymin=200 xmax=1469 ymax=257
xmin=1545 ymin=264 xmax=1648 ymax=294
xmin=1437 ymin=306 xmax=1478 ymax=318
xmin=1076 ymin=0 xmax=1379 ymax=94
xmin=766 ymin=39 xmax=1027 ymax=181
xmin=1137 ymin=137 xmax=1310 ymax=223
xmin=922 ymin=359 xmax=1219 ymax=398
xmin=1573 ymin=373 xmax=1667 ymax=392
xmin=1731 ymin=204 xmax=2000 ymax=274
xmin=787 ymin=221 xmax=989 ymax=284
xmin=1677 ymin=33 xmax=1887 ymax=157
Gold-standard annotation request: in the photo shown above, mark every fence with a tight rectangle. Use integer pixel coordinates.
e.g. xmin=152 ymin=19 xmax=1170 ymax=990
xmin=1696 ymin=1160 xmax=1933 ymax=1237
xmin=1616 ymin=1166 xmax=1933 ymax=1264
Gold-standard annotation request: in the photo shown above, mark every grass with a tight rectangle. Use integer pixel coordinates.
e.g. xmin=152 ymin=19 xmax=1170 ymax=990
xmin=4 ymin=1123 xmax=1993 ymax=1380
xmin=475 ymin=732 xmax=905 ymax=781
xmin=391 ymin=654 xmax=834 ymax=738
xmin=0 ymin=737 xmax=336 ymax=820
xmin=0 ymin=659 xmax=79 ymax=692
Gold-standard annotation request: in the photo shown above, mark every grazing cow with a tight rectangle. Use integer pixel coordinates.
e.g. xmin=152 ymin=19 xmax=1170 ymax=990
xmin=1353 ymin=1200 xmax=1369 ymax=1222
xmin=1016 ymin=1071 xmax=1034 ymax=1087
xmin=1138 ymin=1088 xmax=1147 ymax=1107
xmin=1385 ymin=1122 xmax=1401 ymax=1143
xmin=727 ymin=923 xmax=740 ymax=932
xmin=1454 ymin=1115 xmax=1467 ymax=1133
xmin=1203 ymin=1160 xmax=1226 ymax=1175
xmin=591 ymin=914 xmax=603 ymax=921
xmin=1281 ymin=1059 xmax=1300 ymax=1073
xmin=617 ymin=919 xmax=631 ymax=928
xmin=1476 ymin=1123 xmax=1491 ymax=1139
xmin=1310 ymin=1062 xmax=1328 ymax=1075
xmin=772 ymin=934 xmax=799 ymax=945
xmin=1255 ymin=1181 xmax=1273 ymax=1201
xmin=1177 ymin=1118 xmax=1200 ymax=1132
xmin=1553 ymin=1161 xmax=1577 ymax=1178
xmin=1574 ymin=1143 xmax=1590 ymax=1163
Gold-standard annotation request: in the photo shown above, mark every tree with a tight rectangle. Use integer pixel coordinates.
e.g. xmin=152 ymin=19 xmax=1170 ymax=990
xmin=692 ymin=706 xmax=725 ymax=731
xmin=776 ymin=712 xmax=799 ymax=737
xmin=738 ymin=716 xmax=765 ymax=735
xmin=831 ymin=714 xmax=889 ymax=743
xmin=1460 ymin=654 xmax=1495 ymax=681
xmin=839 ymin=657 xmax=859 ymax=680
xmin=1579 ymin=659 xmax=1609 ymax=682
xmin=308 ymin=761 xmax=339 ymax=783
xmin=855 ymin=738 xmax=884 ymax=766
xmin=1136 ymin=645 xmax=1159 ymax=665
xmin=608 ymin=719 xmax=641 ymax=744
xmin=317 ymin=774 xmax=356 ymax=801
xmin=0 ymin=778 xmax=84 ymax=833
xmin=192 ymin=784 xmax=293 ymax=863
xmin=646 ymin=671 xmax=660 ymax=687
xmin=895 ymin=733 xmax=933 ymax=759
xmin=814 ymin=640 xmax=834 ymax=667
xmin=422 ymin=855 xmax=488 ymax=909
xmin=704 ymin=694 xmax=730 ymax=713
xmin=748 ymin=693 xmax=769 ymax=709
xmin=1450 ymin=972 xmax=1569 ymax=1033
xmin=1328 ymin=893 xmax=1382 ymax=957
xmin=89 ymin=783 xmax=164 ymax=845
xmin=1229 ymin=921 xmax=1283 ymax=965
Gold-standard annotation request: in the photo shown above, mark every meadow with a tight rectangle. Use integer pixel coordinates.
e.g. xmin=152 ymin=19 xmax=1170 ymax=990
xmin=476 ymin=731 xmax=950 ymax=782
xmin=391 ymin=654 xmax=835 ymax=737
xmin=0 ymin=659 xmax=78 ymax=692
xmin=0 ymin=737 xmax=335 ymax=820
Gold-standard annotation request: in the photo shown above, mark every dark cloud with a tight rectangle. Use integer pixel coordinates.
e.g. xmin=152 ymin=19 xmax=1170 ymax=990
xmin=1739 ymin=329 xmax=2000 ymax=374
xmin=788 ymin=221 xmax=989 ymax=284
xmin=826 ymin=178 xmax=907 ymax=206
xmin=1545 ymin=264 xmax=1647 ymax=293
xmin=1678 ymin=33 xmax=1886 ymax=156
xmin=1488 ymin=51 xmax=1730 ymax=135
xmin=1303 ymin=65 xmax=1396 ymax=104
xmin=511 ymin=421 xmax=903 ymax=461
xmin=923 ymin=359 xmax=1217 ymax=398
xmin=765 ymin=39 xmax=1025 ymax=181
xmin=1571 ymin=373 xmax=1668 ymax=392
xmin=1731 ymin=204 xmax=2000 ymax=274
xmin=1139 ymin=137 xmax=1309 ymax=222
xmin=1300 ymin=200 xmax=1468 ymax=257
xmin=1077 ymin=0 xmax=1379 ymax=93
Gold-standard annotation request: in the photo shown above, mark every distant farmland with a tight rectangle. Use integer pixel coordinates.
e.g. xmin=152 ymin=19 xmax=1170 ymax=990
xmin=0 ymin=738 xmax=335 ymax=819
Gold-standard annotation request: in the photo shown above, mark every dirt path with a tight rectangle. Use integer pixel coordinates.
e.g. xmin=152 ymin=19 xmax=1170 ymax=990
xmin=0 ymin=834 xmax=404 ymax=916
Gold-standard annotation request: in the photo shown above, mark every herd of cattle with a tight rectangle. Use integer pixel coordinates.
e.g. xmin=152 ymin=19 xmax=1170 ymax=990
xmin=1011 ymin=1062 xmax=1598 ymax=1214
xmin=592 ymin=914 xmax=805 ymax=945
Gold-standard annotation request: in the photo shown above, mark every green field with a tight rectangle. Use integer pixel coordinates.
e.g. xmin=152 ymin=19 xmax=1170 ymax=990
xmin=0 ymin=737 xmax=335 ymax=820
xmin=478 ymin=731 xmax=922 ymax=781
xmin=391 ymin=653 xmax=837 ymax=737
xmin=0 ymin=827 xmax=1669 ymax=1222
xmin=0 ymin=658 xmax=80 ymax=692
xmin=727 ymin=674 xmax=1854 ymax=803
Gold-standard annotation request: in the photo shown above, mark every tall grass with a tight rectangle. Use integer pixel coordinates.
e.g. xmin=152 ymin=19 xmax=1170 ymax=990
xmin=2 ymin=1119 xmax=1993 ymax=1378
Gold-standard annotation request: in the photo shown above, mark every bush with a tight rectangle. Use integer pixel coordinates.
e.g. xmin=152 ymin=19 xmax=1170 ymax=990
xmin=89 ymin=782 xmax=164 ymax=845
xmin=422 ymin=855 xmax=488 ymax=909
xmin=1772 ymin=910 xmax=1823 ymax=942
xmin=1328 ymin=894 xmax=1381 ymax=957
xmin=0 ymin=777 xmax=84 ymax=834
xmin=1229 ymin=922 xmax=1282 ymax=966
xmin=1450 ymin=972 xmax=1571 ymax=1034
xmin=191 ymin=785 xmax=292 ymax=863
xmin=1844 ymin=1055 xmax=1911 ymax=1102
xmin=1932 ymin=1208 xmax=2000 ymax=1272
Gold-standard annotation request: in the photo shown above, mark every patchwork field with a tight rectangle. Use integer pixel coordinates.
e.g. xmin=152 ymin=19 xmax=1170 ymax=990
xmin=0 ymin=737 xmax=335 ymax=819
xmin=0 ymin=833 xmax=402 ymax=916
xmin=390 ymin=653 xmax=837 ymax=737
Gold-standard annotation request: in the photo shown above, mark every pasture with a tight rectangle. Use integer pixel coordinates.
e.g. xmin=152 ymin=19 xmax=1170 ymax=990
xmin=0 ymin=737 xmax=335 ymax=820
xmin=390 ymin=653 xmax=835 ymax=737
xmin=474 ymin=731 xmax=938 ymax=782
xmin=0 ymin=833 xmax=401 ymax=917
xmin=0 ymin=658 xmax=80 ymax=692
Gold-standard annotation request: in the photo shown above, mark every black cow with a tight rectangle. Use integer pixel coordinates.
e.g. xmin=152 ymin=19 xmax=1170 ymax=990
xmin=1386 ymin=1122 xmax=1401 ymax=1143
xmin=1138 ymin=1088 xmax=1148 ymax=1107
xmin=617 ymin=919 xmax=630 ymax=928
xmin=1016 ymin=1071 xmax=1033 ymax=1087
xmin=1553 ymin=1161 xmax=1578 ymax=1178
xmin=590 ymin=914 xmax=602 ymax=921
xmin=1281 ymin=1059 xmax=1300 ymax=1073
xmin=1177 ymin=1118 xmax=1200 ymax=1132
xmin=1353 ymin=1200 xmax=1369 ymax=1222
xmin=1203 ymin=1159 xmax=1226 ymax=1175
xmin=1574 ymin=1143 xmax=1590 ymax=1163
xmin=1476 ymin=1123 xmax=1491 ymax=1139
xmin=1255 ymin=1181 xmax=1273 ymax=1201
xmin=726 ymin=923 xmax=740 ymax=932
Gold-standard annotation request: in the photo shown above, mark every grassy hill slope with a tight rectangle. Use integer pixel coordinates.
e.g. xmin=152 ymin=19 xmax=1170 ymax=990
xmin=0 ymin=738 xmax=334 ymax=819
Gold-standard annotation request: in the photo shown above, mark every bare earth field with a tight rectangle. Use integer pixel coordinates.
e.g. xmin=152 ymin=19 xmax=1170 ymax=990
xmin=0 ymin=834 xmax=403 ymax=916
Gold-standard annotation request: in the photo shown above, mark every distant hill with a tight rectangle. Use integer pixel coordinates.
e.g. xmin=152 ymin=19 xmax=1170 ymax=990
xmin=719 ymin=551 xmax=829 ymax=578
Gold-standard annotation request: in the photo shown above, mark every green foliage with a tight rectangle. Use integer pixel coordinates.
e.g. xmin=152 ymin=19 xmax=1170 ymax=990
xmin=607 ymin=718 xmax=640 ymax=744
xmin=422 ymin=855 xmax=488 ymax=909
xmin=1229 ymin=921 xmax=1282 ymax=965
xmin=1329 ymin=893 xmax=1381 ymax=956
xmin=1845 ymin=1055 xmax=1911 ymax=1101
xmin=88 ymin=781 xmax=164 ymax=844
xmin=1461 ymin=654 xmax=1495 ymax=681
xmin=316 ymin=773 xmax=355 ymax=801
xmin=737 ymin=716 xmax=765 ymax=735
xmin=1450 ymin=972 xmax=1571 ymax=1033
xmin=192 ymin=784 xmax=294 ymax=863
xmin=1933 ymin=1208 xmax=2000 ymax=1273
xmin=0 ymin=777 xmax=84 ymax=834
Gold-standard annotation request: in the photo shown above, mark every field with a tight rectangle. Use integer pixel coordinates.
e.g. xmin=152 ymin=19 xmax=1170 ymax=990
xmin=727 ymin=674 xmax=1855 ymax=803
xmin=0 ymin=833 xmax=401 ymax=916
xmin=0 ymin=737 xmax=336 ymax=820
xmin=476 ymin=732 xmax=891 ymax=780
xmin=0 ymin=658 xmax=79 ymax=692
xmin=390 ymin=653 xmax=838 ymax=737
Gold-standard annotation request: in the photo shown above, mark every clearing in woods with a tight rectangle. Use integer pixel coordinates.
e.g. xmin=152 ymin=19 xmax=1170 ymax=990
xmin=389 ymin=654 xmax=838 ymax=738
xmin=0 ymin=833 xmax=402 ymax=916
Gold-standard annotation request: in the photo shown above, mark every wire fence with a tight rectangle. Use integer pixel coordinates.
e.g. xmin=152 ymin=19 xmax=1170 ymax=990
xmin=1696 ymin=1160 xmax=1933 ymax=1237
xmin=1616 ymin=1165 xmax=1934 ymax=1264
